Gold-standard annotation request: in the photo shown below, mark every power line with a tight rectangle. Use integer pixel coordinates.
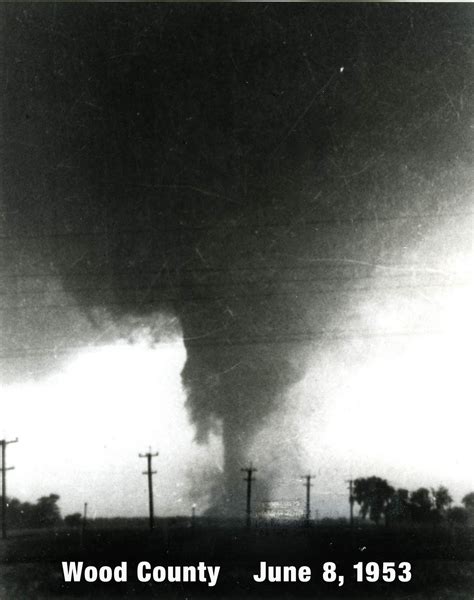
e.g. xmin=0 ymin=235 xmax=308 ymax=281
xmin=0 ymin=282 xmax=468 ymax=312
xmin=1 ymin=210 xmax=471 ymax=241
xmin=0 ymin=280 xmax=468 ymax=301
xmin=0 ymin=327 xmax=462 ymax=361
xmin=0 ymin=266 xmax=465 ymax=282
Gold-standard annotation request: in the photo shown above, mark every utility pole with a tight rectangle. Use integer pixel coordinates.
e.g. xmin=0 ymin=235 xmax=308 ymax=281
xmin=1 ymin=438 xmax=18 ymax=540
xmin=139 ymin=449 xmax=159 ymax=531
xmin=347 ymin=479 xmax=355 ymax=528
xmin=241 ymin=465 xmax=257 ymax=528
xmin=82 ymin=502 xmax=88 ymax=535
xmin=301 ymin=475 xmax=314 ymax=524
xmin=80 ymin=502 xmax=88 ymax=548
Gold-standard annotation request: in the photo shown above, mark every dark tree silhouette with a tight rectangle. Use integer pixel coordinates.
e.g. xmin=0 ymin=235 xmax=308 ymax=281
xmin=32 ymin=494 xmax=62 ymax=528
xmin=410 ymin=488 xmax=434 ymax=523
xmin=353 ymin=477 xmax=394 ymax=524
xmin=432 ymin=486 xmax=453 ymax=513
xmin=386 ymin=488 xmax=411 ymax=524
xmin=6 ymin=494 xmax=62 ymax=529
xmin=64 ymin=513 xmax=82 ymax=527
xmin=462 ymin=493 xmax=474 ymax=511
xmin=447 ymin=507 xmax=469 ymax=526
xmin=350 ymin=480 xmax=460 ymax=527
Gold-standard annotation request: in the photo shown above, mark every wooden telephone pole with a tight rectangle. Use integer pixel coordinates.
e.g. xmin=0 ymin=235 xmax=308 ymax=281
xmin=241 ymin=465 xmax=257 ymax=528
xmin=139 ymin=450 xmax=159 ymax=531
xmin=347 ymin=479 xmax=355 ymax=528
xmin=302 ymin=475 xmax=314 ymax=524
xmin=1 ymin=438 xmax=18 ymax=539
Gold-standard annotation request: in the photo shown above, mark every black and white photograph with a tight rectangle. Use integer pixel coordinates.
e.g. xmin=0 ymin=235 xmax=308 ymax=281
xmin=0 ymin=2 xmax=473 ymax=598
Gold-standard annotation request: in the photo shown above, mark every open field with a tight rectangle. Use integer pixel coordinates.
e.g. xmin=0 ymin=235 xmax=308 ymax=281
xmin=1 ymin=521 xmax=473 ymax=599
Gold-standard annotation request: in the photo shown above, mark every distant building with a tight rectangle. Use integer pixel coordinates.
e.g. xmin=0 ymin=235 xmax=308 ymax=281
xmin=257 ymin=500 xmax=303 ymax=521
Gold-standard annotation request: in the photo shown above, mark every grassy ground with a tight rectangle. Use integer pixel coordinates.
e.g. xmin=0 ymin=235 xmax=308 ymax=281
xmin=0 ymin=522 xmax=473 ymax=599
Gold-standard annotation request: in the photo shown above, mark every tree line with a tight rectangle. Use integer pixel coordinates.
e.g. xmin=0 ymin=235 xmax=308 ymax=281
xmin=5 ymin=494 xmax=62 ymax=529
xmin=5 ymin=482 xmax=474 ymax=530
xmin=353 ymin=477 xmax=474 ymax=526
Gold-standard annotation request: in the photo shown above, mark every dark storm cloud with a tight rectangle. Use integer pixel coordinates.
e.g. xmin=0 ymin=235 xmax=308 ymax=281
xmin=1 ymin=4 xmax=472 ymax=510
